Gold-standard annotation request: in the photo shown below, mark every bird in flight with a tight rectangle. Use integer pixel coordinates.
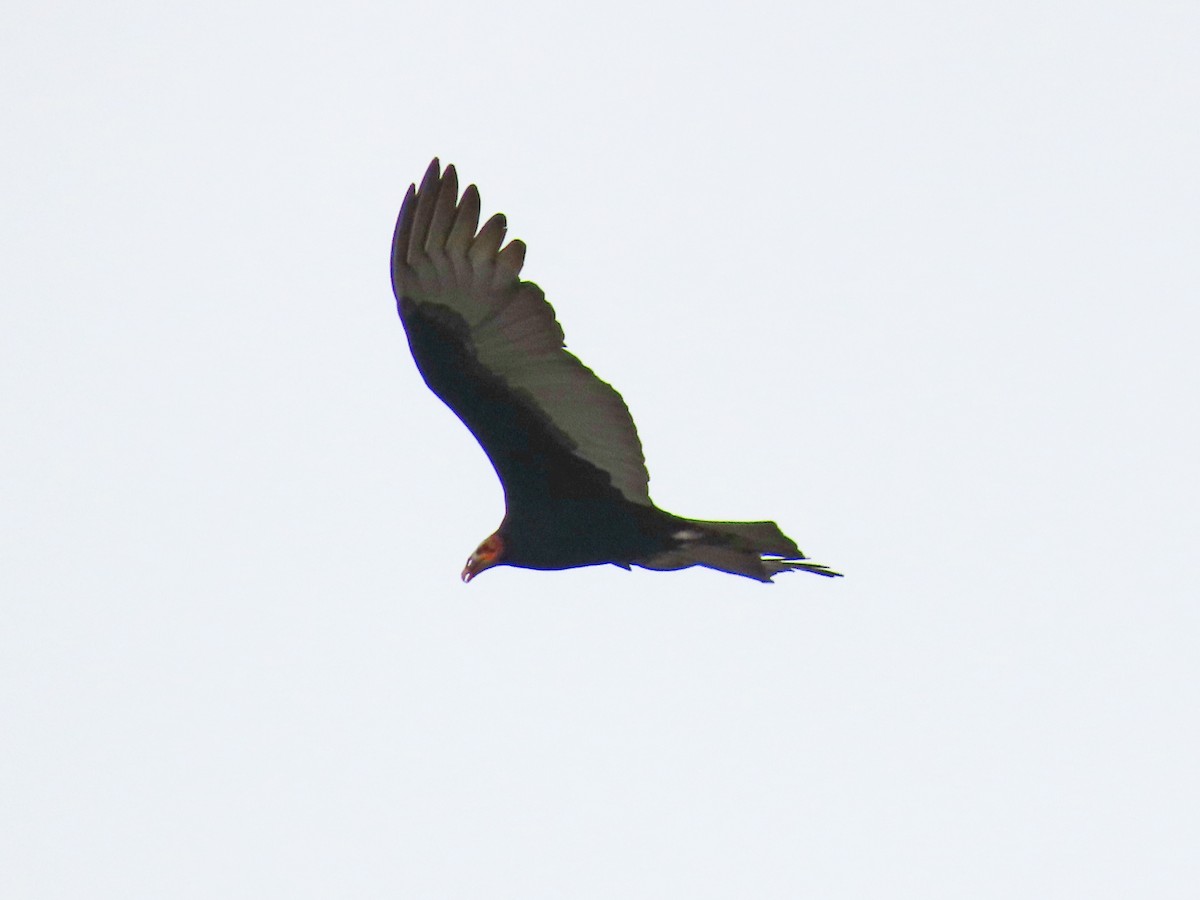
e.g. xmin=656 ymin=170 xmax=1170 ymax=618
xmin=391 ymin=159 xmax=840 ymax=583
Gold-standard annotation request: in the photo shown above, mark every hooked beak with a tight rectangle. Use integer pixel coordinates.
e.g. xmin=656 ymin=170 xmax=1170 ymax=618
xmin=462 ymin=534 xmax=501 ymax=583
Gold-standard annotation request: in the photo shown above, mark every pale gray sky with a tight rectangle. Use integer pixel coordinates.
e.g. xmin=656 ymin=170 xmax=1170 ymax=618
xmin=3 ymin=1 xmax=1197 ymax=897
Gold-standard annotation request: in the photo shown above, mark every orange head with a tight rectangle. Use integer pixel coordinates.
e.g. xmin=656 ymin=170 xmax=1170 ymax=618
xmin=462 ymin=533 xmax=505 ymax=583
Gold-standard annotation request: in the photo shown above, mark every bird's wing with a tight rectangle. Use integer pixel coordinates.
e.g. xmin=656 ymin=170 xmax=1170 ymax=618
xmin=391 ymin=159 xmax=652 ymax=510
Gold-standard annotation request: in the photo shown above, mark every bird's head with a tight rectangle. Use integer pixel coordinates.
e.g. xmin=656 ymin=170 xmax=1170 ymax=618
xmin=462 ymin=533 xmax=505 ymax=583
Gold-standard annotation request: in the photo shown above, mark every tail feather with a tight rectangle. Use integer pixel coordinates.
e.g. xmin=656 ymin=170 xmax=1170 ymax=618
xmin=637 ymin=518 xmax=842 ymax=583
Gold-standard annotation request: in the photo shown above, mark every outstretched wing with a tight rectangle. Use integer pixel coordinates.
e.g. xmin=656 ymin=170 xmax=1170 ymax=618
xmin=391 ymin=159 xmax=652 ymax=512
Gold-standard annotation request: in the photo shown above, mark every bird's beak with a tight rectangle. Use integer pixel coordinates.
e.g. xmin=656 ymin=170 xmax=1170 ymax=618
xmin=462 ymin=535 xmax=500 ymax=583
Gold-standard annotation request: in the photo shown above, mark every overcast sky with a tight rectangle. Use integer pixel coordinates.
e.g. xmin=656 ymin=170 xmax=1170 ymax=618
xmin=3 ymin=1 xmax=1197 ymax=897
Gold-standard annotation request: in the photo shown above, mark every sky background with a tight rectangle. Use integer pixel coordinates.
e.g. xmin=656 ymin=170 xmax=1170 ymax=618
xmin=3 ymin=1 xmax=1198 ymax=897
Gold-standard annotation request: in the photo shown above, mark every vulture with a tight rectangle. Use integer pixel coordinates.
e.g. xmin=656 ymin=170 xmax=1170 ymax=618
xmin=391 ymin=159 xmax=840 ymax=583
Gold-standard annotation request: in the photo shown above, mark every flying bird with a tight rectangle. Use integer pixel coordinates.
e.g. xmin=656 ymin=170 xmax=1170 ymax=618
xmin=392 ymin=159 xmax=840 ymax=583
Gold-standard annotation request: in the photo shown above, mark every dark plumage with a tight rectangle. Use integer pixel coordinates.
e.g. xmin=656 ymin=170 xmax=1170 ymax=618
xmin=391 ymin=159 xmax=840 ymax=583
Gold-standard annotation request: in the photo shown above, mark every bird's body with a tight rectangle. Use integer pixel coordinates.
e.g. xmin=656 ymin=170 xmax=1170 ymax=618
xmin=392 ymin=159 xmax=839 ymax=583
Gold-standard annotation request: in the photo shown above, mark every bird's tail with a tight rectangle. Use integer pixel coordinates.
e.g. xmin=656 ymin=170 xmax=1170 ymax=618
xmin=639 ymin=518 xmax=842 ymax=583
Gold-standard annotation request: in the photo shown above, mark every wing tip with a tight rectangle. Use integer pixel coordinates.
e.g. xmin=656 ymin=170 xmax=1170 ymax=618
xmin=419 ymin=157 xmax=441 ymax=191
